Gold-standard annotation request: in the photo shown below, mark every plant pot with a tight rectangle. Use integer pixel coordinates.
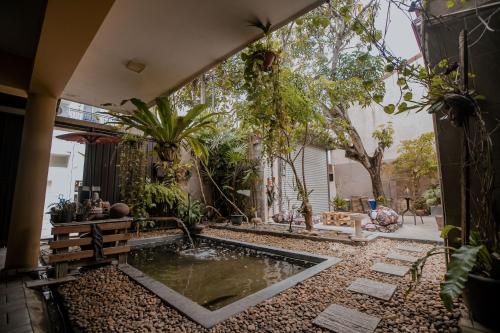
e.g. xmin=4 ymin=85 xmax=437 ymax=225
xmin=430 ymin=205 xmax=443 ymax=216
xmin=230 ymin=214 xmax=244 ymax=225
xmin=435 ymin=215 xmax=444 ymax=231
xmin=463 ymin=273 xmax=500 ymax=330
xmin=416 ymin=209 xmax=426 ymax=216
xmin=188 ymin=224 xmax=205 ymax=235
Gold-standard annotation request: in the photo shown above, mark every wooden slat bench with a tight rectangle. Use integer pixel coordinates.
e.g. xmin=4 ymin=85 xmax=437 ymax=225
xmin=49 ymin=218 xmax=133 ymax=278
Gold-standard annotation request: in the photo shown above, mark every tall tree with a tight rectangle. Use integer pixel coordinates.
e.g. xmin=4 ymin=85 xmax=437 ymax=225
xmin=239 ymin=38 xmax=329 ymax=230
xmin=393 ymin=132 xmax=438 ymax=198
xmin=291 ymin=1 xmax=394 ymax=199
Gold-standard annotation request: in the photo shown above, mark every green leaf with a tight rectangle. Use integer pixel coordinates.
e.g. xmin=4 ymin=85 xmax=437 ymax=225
xmin=447 ymin=0 xmax=455 ymax=8
xmin=473 ymin=95 xmax=486 ymax=101
xmin=403 ymin=92 xmax=413 ymax=101
xmin=385 ymin=64 xmax=395 ymax=72
xmin=397 ymin=78 xmax=406 ymax=86
xmin=384 ymin=104 xmax=396 ymax=114
xmin=440 ymin=245 xmax=481 ymax=310
xmin=397 ymin=102 xmax=408 ymax=113
xmin=440 ymin=225 xmax=461 ymax=239
xmin=373 ymin=94 xmax=384 ymax=103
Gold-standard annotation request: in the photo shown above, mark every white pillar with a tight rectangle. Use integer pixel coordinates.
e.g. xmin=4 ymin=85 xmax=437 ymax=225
xmin=5 ymin=93 xmax=57 ymax=269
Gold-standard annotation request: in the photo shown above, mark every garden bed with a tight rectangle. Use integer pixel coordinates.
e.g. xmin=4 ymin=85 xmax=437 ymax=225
xmin=58 ymin=228 xmax=462 ymax=332
xmin=209 ymin=222 xmax=367 ymax=245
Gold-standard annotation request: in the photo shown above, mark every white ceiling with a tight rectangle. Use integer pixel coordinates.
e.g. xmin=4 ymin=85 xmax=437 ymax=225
xmin=62 ymin=0 xmax=324 ymax=110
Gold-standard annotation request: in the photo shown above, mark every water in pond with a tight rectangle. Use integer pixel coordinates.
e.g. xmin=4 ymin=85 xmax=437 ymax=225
xmin=128 ymin=242 xmax=313 ymax=310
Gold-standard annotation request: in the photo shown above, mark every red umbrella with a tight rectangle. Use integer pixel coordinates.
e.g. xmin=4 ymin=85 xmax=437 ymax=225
xmin=56 ymin=132 xmax=120 ymax=144
xmin=56 ymin=132 xmax=121 ymax=198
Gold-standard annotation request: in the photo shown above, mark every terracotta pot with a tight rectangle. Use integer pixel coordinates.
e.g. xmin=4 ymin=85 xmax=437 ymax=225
xmin=260 ymin=51 xmax=276 ymax=72
xmin=463 ymin=273 xmax=500 ymax=330
xmin=416 ymin=209 xmax=426 ymax=216
xmin=110 ymin=203 xmax=130 ymax=218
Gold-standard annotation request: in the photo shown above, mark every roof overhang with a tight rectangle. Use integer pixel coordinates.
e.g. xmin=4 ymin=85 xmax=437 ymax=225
xmin=61 ymin=0 xmax=326 ymax=110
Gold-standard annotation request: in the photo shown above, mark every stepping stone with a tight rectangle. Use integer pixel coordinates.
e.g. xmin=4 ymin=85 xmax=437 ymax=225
xmin=395 ymin=245 xmax=425 ymax=253
xmin=370 ymin=262 xmax=410 ymax=277
xmin=313 ymin=303 xmax=381 ymax=333
xmin=347 ymin=278 xmax=397 ymax=301
xmin=386 ymin=252 xmax=419 ymax=263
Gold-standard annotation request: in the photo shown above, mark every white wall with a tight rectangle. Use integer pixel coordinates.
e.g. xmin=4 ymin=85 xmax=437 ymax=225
xmin=331 ymin=57 xmax=434 ymax=198
xmin=41 ymin=129 xmax=85 ymax=239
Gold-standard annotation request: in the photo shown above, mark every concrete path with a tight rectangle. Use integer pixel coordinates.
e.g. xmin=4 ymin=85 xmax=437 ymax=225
xmin=347 ymin=278 xmax=397 ymax=301
xmin=370 ymin=262 xmax=410 ymax=277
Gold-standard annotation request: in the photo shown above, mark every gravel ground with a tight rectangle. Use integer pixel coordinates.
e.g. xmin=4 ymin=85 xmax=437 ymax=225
xmin=59 ymin=228 xmax=461 ymax=332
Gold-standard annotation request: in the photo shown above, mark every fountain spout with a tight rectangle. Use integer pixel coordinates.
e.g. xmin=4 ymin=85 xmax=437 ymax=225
xmin=177 ymin=219 xmax=195 ymax=248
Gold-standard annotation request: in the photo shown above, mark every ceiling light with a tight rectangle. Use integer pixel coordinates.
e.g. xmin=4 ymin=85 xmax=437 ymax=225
xmin=126 ymin=60 xmax=146 ymax=73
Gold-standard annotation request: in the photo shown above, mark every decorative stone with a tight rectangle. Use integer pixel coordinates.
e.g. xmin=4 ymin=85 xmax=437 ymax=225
xmin=109 ymin=203 xmax=130 ymax=218
xmin=370 ymin=262 xmax=410 ymax=277
xmin=347 ymin=278 xmax=397 ymax=301
xmin=386 ymin=252 xmax=419 ymax=263
xmin=313 ymin=304 xmax=381 ymax=333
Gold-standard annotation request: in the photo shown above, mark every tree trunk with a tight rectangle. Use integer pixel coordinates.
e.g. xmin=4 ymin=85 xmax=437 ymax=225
xmin=303 ymin=202 xmax=313 ymax=231
xmin=369 ymin=170 xmax=384 ymax=199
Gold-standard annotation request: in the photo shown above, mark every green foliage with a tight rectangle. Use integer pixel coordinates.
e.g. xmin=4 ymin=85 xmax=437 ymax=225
xmin=48 ymin=196 xmax=76 ymax=223
xmin=177 ymin=195 xmax=204 ymax=227
xmin=372 ymin=123 xmax=394 ymax=149
xmin=440 ymin=245 xmax=482 ymax=310
xmin=109 ymin=97 xmax=217 ymax=163
xmin=413 ymin=196 xmax=428 ymax=211
xmin=393 ymin=132 xmax=438 ymax=197
xmin=331 ymin=195 xmax=348 ymax=211
xmin=117 ymin=135 xmax=148 ymax=218
xmin=203 ymin=130 xmax=258 ymax=216
xmin=144 ymin=180 xmax=186 ymax=214
xmin=422 ymin=185 xmax=441 ymax=206
xmin=410 ymin=227 xmax=497 ymax=311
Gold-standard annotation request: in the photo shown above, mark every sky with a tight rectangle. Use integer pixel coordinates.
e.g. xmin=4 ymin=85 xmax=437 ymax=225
xmin=372 ymin=0 xmax=421 ymax=59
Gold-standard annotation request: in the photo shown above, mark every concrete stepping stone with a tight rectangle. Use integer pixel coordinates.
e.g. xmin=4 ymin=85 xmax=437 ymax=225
xmin=370 ymin=262 xmax=410 ymax=277
xmin=386 ymin=252 xmax=419 ymax=263
xmin=395 ymin=245 xmax=425 ymax=253
xmin=313 ymin=303 xmax=381 ymax=333
xmin=347 ymin=278 xmax=397 ymax=301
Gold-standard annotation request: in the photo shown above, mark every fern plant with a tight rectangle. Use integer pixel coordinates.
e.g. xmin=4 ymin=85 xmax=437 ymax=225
xmin=143 ymin=180 xmax=186 ymax=215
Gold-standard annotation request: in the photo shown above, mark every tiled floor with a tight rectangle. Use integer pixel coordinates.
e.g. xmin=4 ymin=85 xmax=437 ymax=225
xmin=0 ymin=249 xmax=49 ymax=333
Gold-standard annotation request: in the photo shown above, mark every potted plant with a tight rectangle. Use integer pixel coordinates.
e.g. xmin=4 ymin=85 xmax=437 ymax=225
xmin=331 ymin=195 xmax=348 ymax=212
xmin=423 ymin=185 xmax=442 ymax=216
xmin=410 ymin=226 xmax=500 ymax=330
xmin=230 ymin=214 xmax=244 ymax=225
xmin=47 ymin=196 xmax=76 ymax=223
xmin=413 ymin=197 xmax=428 ymax=216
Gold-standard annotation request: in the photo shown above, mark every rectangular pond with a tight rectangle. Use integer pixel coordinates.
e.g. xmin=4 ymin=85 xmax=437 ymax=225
xmin=121 ymin=235 xmax=340 ymax=328
xmin=128 ymin=240 xmax=313 ymax=310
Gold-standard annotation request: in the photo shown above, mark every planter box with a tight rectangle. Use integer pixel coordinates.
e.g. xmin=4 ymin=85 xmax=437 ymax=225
xmin=430 ymin=205 xmax=443 ymax=216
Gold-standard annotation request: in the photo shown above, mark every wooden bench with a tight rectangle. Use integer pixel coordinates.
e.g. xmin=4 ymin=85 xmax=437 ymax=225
xmin=49 ymin=218 xmax=132 ymax=278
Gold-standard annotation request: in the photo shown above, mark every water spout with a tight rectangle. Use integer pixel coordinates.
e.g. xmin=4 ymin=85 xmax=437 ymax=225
xmin=177 ymin=219 xmax=195 ymax=248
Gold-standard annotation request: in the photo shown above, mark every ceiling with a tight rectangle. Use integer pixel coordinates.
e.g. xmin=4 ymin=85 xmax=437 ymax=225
xmin=62 ymin=0 xmax=324 ymax=110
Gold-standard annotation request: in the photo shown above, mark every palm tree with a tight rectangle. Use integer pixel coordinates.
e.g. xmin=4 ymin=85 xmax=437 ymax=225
xmin=109 ymin=97 xmax=217 ymax=164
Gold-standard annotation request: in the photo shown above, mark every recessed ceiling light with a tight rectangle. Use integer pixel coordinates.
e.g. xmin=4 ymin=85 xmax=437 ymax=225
xmin=126 ymin=60 xmax=146 ymax=73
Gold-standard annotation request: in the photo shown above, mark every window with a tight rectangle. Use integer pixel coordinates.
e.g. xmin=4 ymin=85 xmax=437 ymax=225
xmin=50 ymin=154 xmax=70 ymax=168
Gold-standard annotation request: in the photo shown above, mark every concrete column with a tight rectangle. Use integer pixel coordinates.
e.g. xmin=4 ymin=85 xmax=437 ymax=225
xmin=5 ymin=94 xmax=57 ymax=269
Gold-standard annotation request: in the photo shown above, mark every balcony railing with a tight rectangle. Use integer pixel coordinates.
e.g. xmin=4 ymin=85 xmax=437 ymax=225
xmin=58 ymin=105 xmax=114 ymax=125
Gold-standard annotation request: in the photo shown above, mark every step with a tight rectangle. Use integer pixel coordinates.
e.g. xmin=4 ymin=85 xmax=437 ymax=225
xmin=386 ymin=252 xmax=419 ymax=263
xmin=395 ymin=245 xmax=425 ymax=253
xmin=370 ymin=262 xmax=410 ymax=277
xmin=313 ymin=303 xmax=381 ymax=333
xmin=347 ymin=277 xmax=397 ymax=301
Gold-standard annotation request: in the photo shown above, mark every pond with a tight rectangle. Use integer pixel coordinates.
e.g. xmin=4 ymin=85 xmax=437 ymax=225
xmin=128 ymin=241 xmax=314 ymax=310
